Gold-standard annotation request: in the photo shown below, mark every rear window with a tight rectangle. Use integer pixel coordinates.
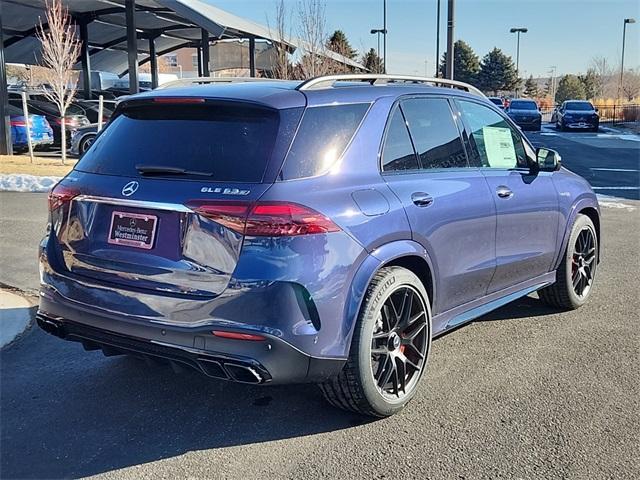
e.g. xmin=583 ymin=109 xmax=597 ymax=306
xmin=75 ymin=102 xmax=281 ymax=182
xmin=489 ymin=98 xmax=503 ymax=106
xmin=280 ymin=103 xmax=370 ymax=179
xmin=510 ymin=100 xmax=537 ymax=110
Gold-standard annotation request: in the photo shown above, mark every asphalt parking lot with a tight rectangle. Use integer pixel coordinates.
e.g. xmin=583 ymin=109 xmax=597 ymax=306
xmin=1 ymin=127 xmax=639 ymax=479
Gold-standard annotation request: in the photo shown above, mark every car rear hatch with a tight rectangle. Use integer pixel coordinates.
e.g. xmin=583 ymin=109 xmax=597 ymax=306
xmin=29 ymin=114 xmax=53 ymax=139
xmin=48 ymin=97 xmax=302 ymax=298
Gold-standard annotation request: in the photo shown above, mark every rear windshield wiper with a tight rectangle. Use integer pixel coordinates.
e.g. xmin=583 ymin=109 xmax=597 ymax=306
xmin=135 ymin=164 xmax=214 ymax=177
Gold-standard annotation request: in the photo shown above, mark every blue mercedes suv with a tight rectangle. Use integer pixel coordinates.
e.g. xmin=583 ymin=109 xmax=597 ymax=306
xmin=38 ymin=75 xmax=600 ymax=417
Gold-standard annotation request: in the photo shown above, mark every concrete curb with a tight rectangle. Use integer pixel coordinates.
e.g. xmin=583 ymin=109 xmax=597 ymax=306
xmin=0 ymin=289 xmax=36 ymax=348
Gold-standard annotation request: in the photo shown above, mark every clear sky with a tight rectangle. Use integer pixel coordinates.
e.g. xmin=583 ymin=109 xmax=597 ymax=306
xmin=210 ymin=0 xmax=640 ymax=78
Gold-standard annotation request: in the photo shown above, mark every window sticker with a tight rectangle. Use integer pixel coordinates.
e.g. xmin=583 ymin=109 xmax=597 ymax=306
xmin=482 ymin=126 xmax=517 ymax=168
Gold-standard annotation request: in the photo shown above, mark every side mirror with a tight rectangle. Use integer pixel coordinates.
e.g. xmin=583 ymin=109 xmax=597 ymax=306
xmin=535 ymin=147 xmax=561 ymax=172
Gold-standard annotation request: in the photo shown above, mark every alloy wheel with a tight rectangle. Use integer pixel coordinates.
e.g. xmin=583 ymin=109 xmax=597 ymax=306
xmin=370 ymin=286 xmax=428 ymax=399
xmin=572 ymin=226 xmax=596 ymax=298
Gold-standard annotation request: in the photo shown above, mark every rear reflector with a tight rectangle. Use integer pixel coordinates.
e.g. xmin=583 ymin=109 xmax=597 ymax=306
xmin=212 ymin=330 xmax=266 ymax=341
xmin=48 ymin=184 xmax=79 ymax=211
xmin=185 ymin=201 xmax=340 ymax=237
xmin=153 ymin=97 xmax=206 ymax=104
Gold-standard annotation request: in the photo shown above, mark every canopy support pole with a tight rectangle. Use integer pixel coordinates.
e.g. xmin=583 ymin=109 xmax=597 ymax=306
xmin=0 ymin=2 xmax=11 ymax=155
xmin=79 ymin=19 xmax=92 ymax=99
xmin=125 ymin=0 xmax=139 ymax=94
xmin=149 ymin=35 xmax=158 ymax=89
xmin=249 ymin=37 xmax=256 ymax=77
xmin=201 ymin=29 xmax=210 ymax=77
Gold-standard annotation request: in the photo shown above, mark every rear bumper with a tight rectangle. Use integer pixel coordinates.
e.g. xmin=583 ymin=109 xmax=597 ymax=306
xmin=37 ymin=293 xmax=345 ymax=385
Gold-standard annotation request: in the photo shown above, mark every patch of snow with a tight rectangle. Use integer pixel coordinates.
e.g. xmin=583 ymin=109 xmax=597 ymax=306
xmin=596 ymin=194 xmax=637 ymax=212
xmin=0 ymin=174 xmax=61 ymax=193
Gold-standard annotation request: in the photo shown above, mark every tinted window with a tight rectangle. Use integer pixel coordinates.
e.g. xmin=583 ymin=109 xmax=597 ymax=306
xmin=281 ymin=103 xmax=369 ymax=179
xmin=457 ymin=100 xmax=527 ymax=169
xmin=75 ymin=102 xmax=281 ymax=182
xmin=489 ymin=98 xmax=503 ymax=106
xmin=510 ymin=100 xmax=538 ymax=110
xmin=565 ymin=101 xmax=594 ymax=111
xmin=401 ymin=98 xmax=467 ymax=169
xmin=381 ymin=108 xmax=419 ymax=172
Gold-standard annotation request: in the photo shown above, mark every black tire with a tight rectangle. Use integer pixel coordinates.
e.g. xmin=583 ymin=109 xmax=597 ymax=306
xmin=79 ymin=134 xmax=96 ymax=154
xmin=539 ymin=214 xmax=598 ymax=310
xmin=320 ymin=266 xmax=432 ymax=417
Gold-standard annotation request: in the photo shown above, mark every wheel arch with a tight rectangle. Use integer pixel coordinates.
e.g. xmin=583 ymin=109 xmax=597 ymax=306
xmin=553 ymin=196 xmax=601 ymax=270
xmin=579 ymin=206 xmax=601 ymax=262
xmin=341 ymin=240 xmax=437 ymax=357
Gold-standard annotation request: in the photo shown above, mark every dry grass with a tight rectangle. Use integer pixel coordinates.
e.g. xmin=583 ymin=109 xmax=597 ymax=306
xmin=0 ymin=155 xmax=76 ymax=176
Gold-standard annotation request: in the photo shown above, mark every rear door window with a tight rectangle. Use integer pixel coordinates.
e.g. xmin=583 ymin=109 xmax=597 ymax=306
xmin=400 ymin=98 xmax=467 ymax=169
xmin=75 ymin=102 xmax=282 ymax=182
xmin=280 ymin=103 xmax=370 ymax=179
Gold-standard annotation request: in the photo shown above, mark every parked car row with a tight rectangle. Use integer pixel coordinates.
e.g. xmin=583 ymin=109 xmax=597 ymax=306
xmin=7 ymin=89 xmax=118 ymax=150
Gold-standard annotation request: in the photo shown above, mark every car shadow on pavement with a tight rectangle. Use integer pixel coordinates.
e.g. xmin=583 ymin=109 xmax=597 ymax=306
xmin=476 ymin=294 xmax=560 ymax=322
xmin=0 ymin=328 xmax=372 ymax=479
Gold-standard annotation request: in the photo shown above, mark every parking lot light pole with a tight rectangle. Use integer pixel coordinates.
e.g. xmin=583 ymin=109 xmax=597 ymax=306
xmin=370 ymin=29 xmax=386 ymax=73
xmin=435 ymin=0 xmax=441 ymax=76
xmin=383 ymin=0 xmax=387 ymax=73
xmin=510 ymin=27 xmax=528 ymax=97
xmin=620 ymin=18 xmax=636 ymax=101
xmin=445 ymin=0 xmax=455 ymax=80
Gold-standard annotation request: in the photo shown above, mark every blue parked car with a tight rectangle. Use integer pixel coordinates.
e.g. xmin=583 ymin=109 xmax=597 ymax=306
xmin=556 ymin=100 xmax=600 ymax=132
xmin=8 ymin=104 xmax=54 ymax=151
xmin=38 ymin=75 xmax=600 ymax=417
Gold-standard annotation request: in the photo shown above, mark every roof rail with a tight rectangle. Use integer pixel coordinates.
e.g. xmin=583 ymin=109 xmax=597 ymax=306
xmin=296 ymin=74 xmax=486 ymax=98
xmin=156 ymin=77 xmax=287 ymax=90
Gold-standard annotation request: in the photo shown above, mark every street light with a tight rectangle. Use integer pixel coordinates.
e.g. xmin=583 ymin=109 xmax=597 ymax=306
xmin=620 ymin=18 xmax=636 ymax=101
xmin=370 ymin=28 xmax=386 ymax=73
xmin=510 ymin=27 xmax=528 ymax=97
xmin=383 ymin=0 xmax=387 ymax=73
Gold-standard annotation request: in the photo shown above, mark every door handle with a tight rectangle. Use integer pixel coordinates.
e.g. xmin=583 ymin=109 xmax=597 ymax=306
xmin=496 ymin=186 xmax=513 ymax=199
xmin=411 ymin=192 xmax=434 ymax=207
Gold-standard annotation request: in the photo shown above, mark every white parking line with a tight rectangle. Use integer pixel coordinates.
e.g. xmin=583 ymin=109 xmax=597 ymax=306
xmin=591 ymin=186 xmax=639 ymax=190
xmin=590 ymin=168 xmax=639 ymax=172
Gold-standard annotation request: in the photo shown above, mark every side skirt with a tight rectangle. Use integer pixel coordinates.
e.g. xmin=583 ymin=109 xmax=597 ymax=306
xmin=432 ymin=271 xmax=556 ymax=337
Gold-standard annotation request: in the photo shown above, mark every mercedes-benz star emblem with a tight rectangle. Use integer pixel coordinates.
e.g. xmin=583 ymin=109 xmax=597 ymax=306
xmin=121 ymin=181 xmax=139 ymax=197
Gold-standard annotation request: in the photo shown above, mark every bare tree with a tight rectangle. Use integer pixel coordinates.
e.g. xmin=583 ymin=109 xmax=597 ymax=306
xmin=36 ymin=0 xmax=81 ymax=164
xmin=622 ymin=68 xmax=640 ymax=102
xmin=297 ymin=0 xmax=330 ymax=78
xmin=266 ymin=0 xmax=293 ymax=79
xmin=590 ymin=56 xmax=613 ymax=99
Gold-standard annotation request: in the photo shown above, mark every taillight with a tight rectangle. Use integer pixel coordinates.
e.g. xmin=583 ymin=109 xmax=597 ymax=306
xmin=48 ymin=184 xmax=79 ymax=211
xmin=185 ymin=201 xmax=340 ymax=237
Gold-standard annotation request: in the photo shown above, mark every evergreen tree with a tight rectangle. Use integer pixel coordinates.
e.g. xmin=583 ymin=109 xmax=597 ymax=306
xmin=555 ymin=74 xmax=586 ymax=103
xmin=327 ymin=30 xmax=357 ymax=59
xmin=523 ymin=75 xmax=539 ymax=98
xmin=362 ymin=48 xmax=383 ymax=74
xmin=438 ymin=40 xmax=480 ymax=84
xmin=578 ymin=68 xmax=599 ymax=100
xmin=477 ymin=48 xmax=519 ymax=95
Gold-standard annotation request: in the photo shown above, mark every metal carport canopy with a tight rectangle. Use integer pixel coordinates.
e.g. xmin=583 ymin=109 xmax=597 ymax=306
xmin=2 ymin=0 xmax=364 ymax=74
xmin=2 ymin=0 xmax=299 ymax=75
